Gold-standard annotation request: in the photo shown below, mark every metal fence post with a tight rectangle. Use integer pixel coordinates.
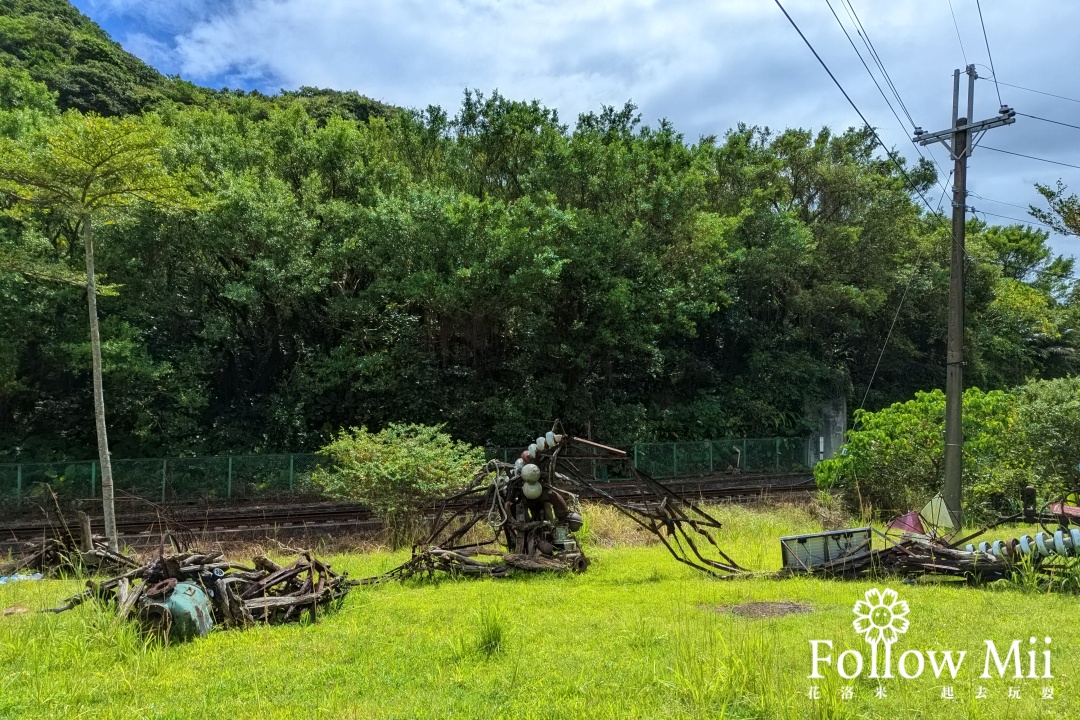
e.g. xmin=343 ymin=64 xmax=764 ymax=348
xmin=742 ymin=439 xmax=748 ymax=471
xmin=161 ymin=459 xmax=167 ymax=503
xmin=288 ymin=454 xmax=295 ymax=492
xmin=16 ymin=464 xmax=22 ymax=507
xmin=708 ymin=442 xmax=713 ymax=474
xmin=672 ymin=443 xmax=677 ymax=477
xmin=776 ymin=438 xmax=781 ymax=470
xmin=91 ymin=461 xmax=96 ymax=497
xmin=227 ymin=456 xmax=233 ymax=500
xmin=633 ymin=444 xmax=639 ymax=470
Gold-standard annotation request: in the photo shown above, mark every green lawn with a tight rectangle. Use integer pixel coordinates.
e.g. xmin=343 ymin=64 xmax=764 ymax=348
xmin=1 ymin=505 xmax=1076 ymax=719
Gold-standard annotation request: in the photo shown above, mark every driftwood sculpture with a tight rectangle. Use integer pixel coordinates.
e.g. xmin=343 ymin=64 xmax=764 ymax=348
xmin=379 ymin=424 xmax=746 ymax=581
xmin=49 ymin=550 xmax=355 ymax=639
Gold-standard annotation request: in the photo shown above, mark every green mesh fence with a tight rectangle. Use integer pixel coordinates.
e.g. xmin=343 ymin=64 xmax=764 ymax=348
xmin=491 ymin=437 xmax=811 ymax=481
xmin=0 ymin=454 xmax=328 ymax=511
xmin=632 ymin=438 xmax=811 ymax=478
xmin=0 ymin=437 xmax=811 ymax=510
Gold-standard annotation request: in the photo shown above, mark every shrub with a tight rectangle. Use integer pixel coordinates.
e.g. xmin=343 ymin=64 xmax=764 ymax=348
xmin=814 ymin=388 xmax=1033 ymax=520
xmin=313 ymin=423 xmax=485 ymax=548
xmin=1014 ymin=376 xmax=1080 ymax=493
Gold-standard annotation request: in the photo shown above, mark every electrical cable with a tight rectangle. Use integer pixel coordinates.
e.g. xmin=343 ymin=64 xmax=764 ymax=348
xmin=837 ymin=0 xmax=953 ymax=192
xmin=824 ymin=0 xmax=906 ymax=132
xmin=947 ymin=0 xmax=970 ymax=67
xmin=858 ymin=268 xmax=915 ymax=412
xmin=967 ymin=191 xmax=1032 ymax=212
xmin=840 ymin=0 xmax=916 ymax=128
xmin=776 ymin=0 xmax=931 ymax=412
xmin=822 ymin=0 xmax=950 ymax=192
xmin=982 ymin=146 xmax=1080 ymax=171
xmin=937 ymin=169 xmax=955 ymax=212
xmin=971 ymin=208 xmax=1056 ymax=230
xmin=980 ymin=79 xmax=1080 ymax=105
xmin=835 ymin=1 xmax=955 ymax=193
xmin=772 ymin=0 xmax=1041 ymax=411
xmin=771 ymin=0 xmax=939 ymax=216
xmin=974 ymin=0 xmax=1004 ymax=106
xmin=1016 ymin=113 xmax=1080 ymax=133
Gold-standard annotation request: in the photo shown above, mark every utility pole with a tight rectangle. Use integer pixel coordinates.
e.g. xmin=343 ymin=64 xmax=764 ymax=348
xmin=913 ymin=65 xmax=1015 ymax=527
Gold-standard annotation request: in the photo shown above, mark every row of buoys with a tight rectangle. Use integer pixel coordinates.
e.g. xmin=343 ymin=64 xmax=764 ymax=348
xmin=965 ymin=528 xmax=1080 ymax=559
xmin=514 ymin=431 xmax=565 ymax=468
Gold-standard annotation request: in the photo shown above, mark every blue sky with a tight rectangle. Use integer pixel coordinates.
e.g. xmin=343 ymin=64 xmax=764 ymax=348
xmin=71 ymin=0 xmax=1080 ymax=256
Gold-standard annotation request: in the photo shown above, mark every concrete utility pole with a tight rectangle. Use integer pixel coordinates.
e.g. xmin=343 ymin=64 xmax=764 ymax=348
xmin=913 ymin=65 xmax=1015 ymax=527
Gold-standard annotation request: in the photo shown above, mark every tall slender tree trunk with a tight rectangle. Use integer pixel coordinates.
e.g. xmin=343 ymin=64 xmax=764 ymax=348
xmin=82 ymin=215 xmax=118 ymax=551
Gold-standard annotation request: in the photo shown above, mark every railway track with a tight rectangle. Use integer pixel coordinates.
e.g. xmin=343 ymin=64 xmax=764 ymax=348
xmin=0 ymin=473 xmax=816 ymax=546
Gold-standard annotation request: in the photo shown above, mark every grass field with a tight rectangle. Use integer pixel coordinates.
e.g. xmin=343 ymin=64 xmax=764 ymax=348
xmin=1 ymin=504 xmax=1077 ymax=719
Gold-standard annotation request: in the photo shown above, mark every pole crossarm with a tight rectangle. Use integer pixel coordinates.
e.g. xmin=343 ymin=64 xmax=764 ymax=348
xmin=913 ymin=110 xmax=1015 ymax=148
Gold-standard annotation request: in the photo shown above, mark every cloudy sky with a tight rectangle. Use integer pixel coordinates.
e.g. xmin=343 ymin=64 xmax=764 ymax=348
xmin=72 ymin=0 xmax=1080 ymax=255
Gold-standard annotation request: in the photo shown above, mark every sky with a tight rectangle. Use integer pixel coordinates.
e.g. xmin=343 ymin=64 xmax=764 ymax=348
xmin=71 ymin=0 xmax=1080 ymax=256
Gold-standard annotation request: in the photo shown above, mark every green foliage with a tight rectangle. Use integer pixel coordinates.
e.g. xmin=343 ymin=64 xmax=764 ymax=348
xmin=313 ymin=423 xmax=484 ymax=547
xmin=814 ymin=387 xmax=1030 ymax=518
xmin=1014 ymin=376 xmax=1080 ymax=490
xmin=1032 ymin=180 xmax=1080 ymax=237
xmin=0 ymin=0 xmax=167 ymax=115
xmin=0 ymin=110 xmax=194 ymax=215
xmin=818 ymin=376 xmax=1080 ymax=520
xmin=2 ymin=3 xmax=1079 ymax=460
xmin=0 ymin=0 xmax=395 ymax=119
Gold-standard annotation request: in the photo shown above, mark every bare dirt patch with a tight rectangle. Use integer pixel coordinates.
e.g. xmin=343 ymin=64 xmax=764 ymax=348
xmin=704 ymin=601 xmax=813 ymax=618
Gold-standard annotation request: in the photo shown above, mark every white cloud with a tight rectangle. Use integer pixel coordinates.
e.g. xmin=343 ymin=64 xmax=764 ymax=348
xmin=120 ymin=31 xmax=177 ymax=70
xmin=72 ymin=0 xmax=1080 ymax=251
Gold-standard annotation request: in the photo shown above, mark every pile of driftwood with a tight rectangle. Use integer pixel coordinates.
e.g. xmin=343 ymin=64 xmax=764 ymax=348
xmin=1 ymin=512 xmax=139 ymax=578
xmin=50 ymin=549 xmax=356 ymax=631
xmin=775 ymin=536 xmax=1014 ymax=582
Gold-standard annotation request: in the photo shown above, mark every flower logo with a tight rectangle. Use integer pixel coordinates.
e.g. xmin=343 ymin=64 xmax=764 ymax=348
xmin=853 ymin=588 xmax=910 ymax=678
xmin=853 ymin=588 xmax=910 ymax=642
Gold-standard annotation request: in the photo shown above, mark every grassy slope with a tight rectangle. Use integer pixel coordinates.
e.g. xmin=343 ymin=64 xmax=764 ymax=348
xmin=0 ymin=505 xmax=1076 ymax=719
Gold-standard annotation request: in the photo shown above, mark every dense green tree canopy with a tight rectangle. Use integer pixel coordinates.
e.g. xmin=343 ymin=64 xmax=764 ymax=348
xmin=0 ymin=4 xmax=1076 ymax=461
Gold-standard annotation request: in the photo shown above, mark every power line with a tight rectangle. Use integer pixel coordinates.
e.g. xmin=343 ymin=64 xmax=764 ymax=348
xmin=979 ymin=78 xmax=1080 ymax=105
xmin=947 ymin=0 xmax=969 ymax=67
xmin=1016 ymin=112 xmax=1080 ymax=133
xmin=982 ymin=146 xmax=1080 ymax=171
xmin=974 ymin=0 xmax=1003 ymax=106
xmin=967 ymin=191 xmax=1030 ymax=212
xmin=823 ymin=0 xmax=906 ymax=130
xmin=835 ymin=0 xmax=952 ymax=195
xmin=971 ymin=208 xmax=1056 ymax=230
xmin=839 ymin=0 xmax=916 ymax=129
xmin=769 ymin=3 xmax=971 ymax=281
xmin=937 ymin=169 xmax=955 ymax=211
xmin=769 ymin=0 xmax=939 ymax=216
xmin=859 ymin=267 xmax=916 ymax=411
xmin=822 ymin=0 xmax=950 ymax=191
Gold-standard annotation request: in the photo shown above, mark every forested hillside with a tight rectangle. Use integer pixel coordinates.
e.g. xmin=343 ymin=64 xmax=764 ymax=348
xmin=1 ymin=2 xmax=1077 ymax=461
xmin=0 ymin=0 xmax=391 ymax=119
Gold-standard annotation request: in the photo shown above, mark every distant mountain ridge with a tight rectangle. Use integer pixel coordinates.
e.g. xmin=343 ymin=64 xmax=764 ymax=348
xmin=0 ymin=0 xmax=393 ymax=120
